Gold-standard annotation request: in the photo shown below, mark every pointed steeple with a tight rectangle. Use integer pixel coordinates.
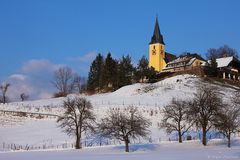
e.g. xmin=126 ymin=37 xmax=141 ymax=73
xmin=149 ymin=17 xmax=165 ymax=45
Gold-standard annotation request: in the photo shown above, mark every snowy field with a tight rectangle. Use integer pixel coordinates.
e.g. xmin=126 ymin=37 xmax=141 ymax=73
xmin=1 ymin=142 xmax=240 ymax=160
xmin=0 ymin=74 xmax=240 ymax=159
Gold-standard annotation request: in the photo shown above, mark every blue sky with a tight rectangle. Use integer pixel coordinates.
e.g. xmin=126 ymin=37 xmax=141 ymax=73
xmin=0 ymin=0 xmax=240 ymax=100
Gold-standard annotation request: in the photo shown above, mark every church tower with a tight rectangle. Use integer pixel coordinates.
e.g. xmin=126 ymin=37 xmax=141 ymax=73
xmin=149 ymin=17 xmax=166 ymax=72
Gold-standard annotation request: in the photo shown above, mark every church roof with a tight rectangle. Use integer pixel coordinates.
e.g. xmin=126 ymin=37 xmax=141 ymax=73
xmin=179 ymin=53 xmax=205 ymax=61
xmin=165 ymin=52 xmax=177 ymax=63
xmin=149 ymin=18 xmax=165 ymax=45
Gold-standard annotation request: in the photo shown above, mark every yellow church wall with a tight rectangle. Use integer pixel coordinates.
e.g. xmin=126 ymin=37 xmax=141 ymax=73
xmin=149 ymin=43 xmax=166 ymax=72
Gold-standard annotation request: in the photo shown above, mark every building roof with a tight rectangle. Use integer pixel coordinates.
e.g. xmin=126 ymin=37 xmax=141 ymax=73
xmin=182 ymin=53 xmax=205 ymax=61
xmin=165 ymin=52 xmax=177 ymax=63
xmin=149 ymin=18 xmax=165 ymax=45
xmin=167 ymin=53 xmax=205 ymax=65
xmin=216 ymin=56 xmax=234 ymax=68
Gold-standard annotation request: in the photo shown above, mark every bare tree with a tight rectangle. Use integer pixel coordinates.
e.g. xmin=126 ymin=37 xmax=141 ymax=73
xmin=73 ymin=74 xmax=81 ymax=94
xmin=213 ymin=104 xmax=240 ymax=148
xmin=80 ymin=77 xmax=87 ymax=93
xmin=52 ymin=66 xmax=75 ymax=97
xmin=0 ymin=82 xmax=10 ymax=104
xmin=218 ymin=45 xmax=238 ymax=58
xmin=98 ymin=106 xmax=150 ymax=152
xmin=206 ymin=48 xmax=218 ymax=60
xmin=57 ymin=97 xmax=96 ymax=149
xmin=212 ymin=90 xmax=240 ymax=148
xmin=20 ymin=93 xmax=29 ymax=101
xmin=160 ymin=98 xmax=193 ymax=143
xmin=188 ymin=85 xmax=223 ymax=146
xmin=206 ymin=45 xmax=238 ymax=59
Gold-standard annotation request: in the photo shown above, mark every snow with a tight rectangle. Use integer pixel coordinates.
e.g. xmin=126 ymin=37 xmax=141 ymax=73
xmin=0 ymin=119 xmax=70 ymax=148
xmin=216 ymin=56 xmax=233 ymax=68
xmin=1 ymin=74 xmax=235 ymax=111
xmin=0 ymin=142 xmax=239 ymax=160
xmin=0 ymin=74 xmax=239 ymax=159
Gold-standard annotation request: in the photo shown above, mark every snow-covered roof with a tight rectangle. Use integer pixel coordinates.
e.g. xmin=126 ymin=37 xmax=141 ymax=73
xmin=216 ymin=56 xmax=233 ymax=68
xmin=167 ymin=56 xmax=190 ymax=65
xmin=164 ymin=57 xmax=198 ymax=70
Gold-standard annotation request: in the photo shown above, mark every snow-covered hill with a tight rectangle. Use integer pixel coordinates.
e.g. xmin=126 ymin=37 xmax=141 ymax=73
xmin=1 ymin=74 xmax=237 ymax=111
xmin=0 ymin=74 xmax=239 ymax=158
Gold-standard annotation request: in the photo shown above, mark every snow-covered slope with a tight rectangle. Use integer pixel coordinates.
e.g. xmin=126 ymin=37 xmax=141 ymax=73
xmin=0 ymin=74 xmax=239 ymax=155
xmin=2 ymin=74 xmax=236 ymax=110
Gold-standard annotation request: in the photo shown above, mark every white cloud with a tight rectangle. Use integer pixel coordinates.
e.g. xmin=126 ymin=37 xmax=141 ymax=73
xmin=4 ymin=59 xmax=65 ymax=101
xmin=9 ymin=74 xmax=27 ymax=81
xmin=68 ymin=52 xmax=97 ymax=62
xmin=78 ymin=52 xmax=97 ymax=62
xmin=67 ymin=52 xmax=97 ymax=76
xmin=38 ymin=92 xmax=53 ymax=99
xmin=7 ymin=74 xmax=33 ymax=101
xmin=21 ymin=59 xmax=64 ymax=74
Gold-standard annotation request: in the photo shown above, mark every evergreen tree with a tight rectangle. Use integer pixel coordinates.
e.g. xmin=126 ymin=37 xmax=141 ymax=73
xmin=117 ymin=55 xmax=134 ymax=88
xmin=87 ymin=53 xmax=104 ymax=92
xmin=135 ymin=56 xmax=149 ymax=82
xmin=147 ymin=67 xmax=158 ymax=83
xmin=206 ymin=48 xmax=218 ymax=76
xmin=210 ymin=57 xmax=218 ymax=76
xmin=104 ymin=52 xmax=118 ymax=89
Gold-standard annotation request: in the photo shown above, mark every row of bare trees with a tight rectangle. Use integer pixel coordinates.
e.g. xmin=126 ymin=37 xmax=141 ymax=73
xmin=57 ymin=86 xmax=240 ymax=153
xmin=57 ymin=97 xmax=150 ymax=152
xmin=161 ymin=85 xmax=240 ymax=147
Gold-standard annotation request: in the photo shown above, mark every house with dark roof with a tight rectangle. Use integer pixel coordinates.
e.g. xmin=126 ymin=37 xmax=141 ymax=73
xmin=162 ymin=53 xmax=206 ymax=73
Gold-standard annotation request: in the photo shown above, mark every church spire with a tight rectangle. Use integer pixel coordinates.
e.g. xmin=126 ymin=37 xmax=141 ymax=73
xmin=149 ymin=17 xmax=165 ymax=45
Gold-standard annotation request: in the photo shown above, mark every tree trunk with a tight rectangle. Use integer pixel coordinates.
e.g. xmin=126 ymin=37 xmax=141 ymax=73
xmin=227 ymin=134 xmax=231 ymax=148
xmin=202 ymin=127 xmax=207 ymax=146
xmin=124 ymin=139 xmax=129 ymax=152
xmin=3 ymin=94 xmax=6 ymax=104
xmin=178 ymin=131 xmax=182 ymax=143
xmin=75 ymin=136 xmax=81 ymax=149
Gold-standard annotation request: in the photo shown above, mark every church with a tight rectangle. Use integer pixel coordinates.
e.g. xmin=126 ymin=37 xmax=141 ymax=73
xmin=148 ymin=18 xmax=176 ymax=72
xmin=148 ymin=18 xmax=205 ymax=73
